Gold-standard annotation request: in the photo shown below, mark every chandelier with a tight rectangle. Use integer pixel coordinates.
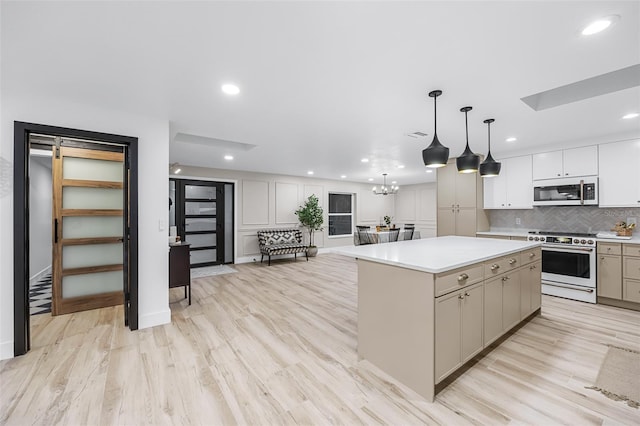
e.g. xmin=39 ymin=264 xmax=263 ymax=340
xmin=372 ymin=173 xmax=399 ymax=195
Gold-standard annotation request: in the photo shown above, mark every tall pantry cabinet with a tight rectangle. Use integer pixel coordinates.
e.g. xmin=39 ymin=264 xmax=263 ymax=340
xmin=437 ymin=160 xmax=489 ymax=237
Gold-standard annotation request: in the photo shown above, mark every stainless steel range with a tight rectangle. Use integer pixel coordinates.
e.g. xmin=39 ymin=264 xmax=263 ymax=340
xmin=527 ymin=231 xmax=597 ymax=303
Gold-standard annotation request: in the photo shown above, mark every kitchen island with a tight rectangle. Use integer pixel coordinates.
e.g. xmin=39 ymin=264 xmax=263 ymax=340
xmin=333 ymin=236 xmax=542 ymax=402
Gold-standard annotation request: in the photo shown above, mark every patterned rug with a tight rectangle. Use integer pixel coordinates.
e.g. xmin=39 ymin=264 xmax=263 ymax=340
xmin=191 ymin=264 xmax=238 ymax=279
xmin=586 ymin=345 xmax=640 ymax=408
xmin=30 ymin=273 xmax=52 ymax=316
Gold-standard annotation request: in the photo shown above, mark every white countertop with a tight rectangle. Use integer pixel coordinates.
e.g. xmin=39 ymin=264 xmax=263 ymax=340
xmin=477 ymin=230 xmax=640 ymax=245
xmin=332 ymin=236 xmax=540 ymax=274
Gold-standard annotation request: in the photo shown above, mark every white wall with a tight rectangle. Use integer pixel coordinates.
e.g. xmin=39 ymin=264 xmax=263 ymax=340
xmin=172 ymin=165 xmax=398 ymax=261
xmin=0 ymin=94 xmax=170 ymax=359
xmin=393 ymin=182 xmax=438 ymax=238
xmin=28 ymin=157 xmax=52 ymax=278
xmin=171 ymin=166 xmax=439 ymax=261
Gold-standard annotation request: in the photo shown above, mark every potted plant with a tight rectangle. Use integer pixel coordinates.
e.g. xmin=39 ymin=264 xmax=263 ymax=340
xmin=295 ymin=195 xmax=324 ymax=257
xmin=383 ymin=215 xmax=393 ymax=229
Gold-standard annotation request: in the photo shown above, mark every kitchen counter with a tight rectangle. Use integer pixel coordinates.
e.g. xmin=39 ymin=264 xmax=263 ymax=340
xmin=333 ymin=236 xmax=542 ymax=402
xmin=332 ymin=235 xmax=540 ymax=273
xmin=477 ymin=230 xmax=640 ymax=244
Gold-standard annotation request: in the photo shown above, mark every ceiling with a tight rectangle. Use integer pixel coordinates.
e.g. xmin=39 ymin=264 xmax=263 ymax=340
xmin=2 ymin=1 xmax=639 ymax=185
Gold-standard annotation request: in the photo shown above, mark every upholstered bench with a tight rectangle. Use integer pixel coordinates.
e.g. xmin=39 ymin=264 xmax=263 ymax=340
xmin=257 ymin=228 xmax=308 ymax=266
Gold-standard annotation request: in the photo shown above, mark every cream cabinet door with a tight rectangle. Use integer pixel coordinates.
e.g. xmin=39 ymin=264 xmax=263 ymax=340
xmin=455 ymin=171 xmax=477 ymax=209
xmin=598 ymin=254 xmax=622 ymax=299
xmin=520 ymin=262 xmax=541 ymax=318
xmin=437 ymin=164 xmax=457 ymax=208
xmin=437 ymin=208 xmax=456 ymax=237
xmin=484 ymin=276 xmax=503 ymax=346
xmin=461 ymin=284 xmax=484 ymax=363
xmin=435 ymin=290 xmax=462 ymax=383
xmin=455 ymin=208 xmax=477 ymax=237
xmin=502 ymin=272 xmax=521 ymax=331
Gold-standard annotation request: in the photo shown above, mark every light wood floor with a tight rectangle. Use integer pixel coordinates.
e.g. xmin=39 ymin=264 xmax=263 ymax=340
xmin=2 ymin=254 xmax=639 ymax=425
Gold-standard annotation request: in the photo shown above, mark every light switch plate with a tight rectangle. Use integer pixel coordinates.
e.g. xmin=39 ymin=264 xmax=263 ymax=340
xmin=159 ymin=219 xmax=166 ymax=231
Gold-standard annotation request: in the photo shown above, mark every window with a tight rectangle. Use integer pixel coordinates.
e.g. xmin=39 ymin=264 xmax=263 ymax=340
xmin=328 ymin=193 xmax=353 ymax=236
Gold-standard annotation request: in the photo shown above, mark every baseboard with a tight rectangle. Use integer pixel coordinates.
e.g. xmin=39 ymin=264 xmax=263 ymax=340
xmin=138 ymin=309 xmax=171 ymax=330
xmin=0 ymin=340 xmax=14 ymax=360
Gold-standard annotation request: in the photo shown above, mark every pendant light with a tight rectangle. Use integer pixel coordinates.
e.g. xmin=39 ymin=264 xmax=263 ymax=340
xmin=372 ymin=173 xmax=399 ymax=195
xmin=422 ymin=90 xmax=449 ymax=168
xmin=456 ymin=106 xmax=480 ymax=173
xmin=479 ymin=118 xmax=501 ymax=177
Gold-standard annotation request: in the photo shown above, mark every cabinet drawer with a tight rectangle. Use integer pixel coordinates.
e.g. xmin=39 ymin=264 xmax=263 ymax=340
xmin=623 ymin=257 xmax=640 ymax=280
xmin=435 ymin=264 xmax=484 ymax=297
xmin=598 ymin=242 xmax=622 ymax=255
xmin=484 ymin=254 xmax=521 ymax=278
xmin=622 ymin=244 xmax=640 ymax=257
xmin=520 ymin=247 xmax=541 ymax=265
xmin=623 ymin=279 xmax=640 ymax=304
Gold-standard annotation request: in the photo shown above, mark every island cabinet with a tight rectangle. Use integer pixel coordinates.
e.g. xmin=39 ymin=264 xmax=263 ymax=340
xmin=343 ymin=237 xmax=542 ymax=402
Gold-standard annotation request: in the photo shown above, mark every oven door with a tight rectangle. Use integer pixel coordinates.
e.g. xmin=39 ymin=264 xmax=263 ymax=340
xmin=541 ymin=245 xmax=596 ymax=288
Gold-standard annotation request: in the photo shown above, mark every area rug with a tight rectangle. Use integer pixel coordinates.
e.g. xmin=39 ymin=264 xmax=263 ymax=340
xmin=586 ymin=345 xmax=640 ymax=408
xmin=191 ymin=265 xmax=238 ymax=280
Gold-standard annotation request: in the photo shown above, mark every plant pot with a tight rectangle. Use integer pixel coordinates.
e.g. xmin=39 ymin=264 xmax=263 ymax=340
xmin=307 ymin=246 xmax=318 ymax=257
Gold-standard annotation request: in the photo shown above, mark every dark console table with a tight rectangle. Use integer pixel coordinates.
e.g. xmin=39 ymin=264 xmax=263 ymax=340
xmin=169 ymin=243 xmax=191 ymax=305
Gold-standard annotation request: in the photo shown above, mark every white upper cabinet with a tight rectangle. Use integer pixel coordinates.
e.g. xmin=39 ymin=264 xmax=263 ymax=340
xmin=484 ymin=155 xmax=533 ymax=209
xmin=532 ymin=146 xmax=598 ymax=180
xmin=598 ymin=140 xmax=640 ymax=207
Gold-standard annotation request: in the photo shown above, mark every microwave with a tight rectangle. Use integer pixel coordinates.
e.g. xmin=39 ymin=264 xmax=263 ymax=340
xmin=533 ymin=177 xmax=598 ymax=206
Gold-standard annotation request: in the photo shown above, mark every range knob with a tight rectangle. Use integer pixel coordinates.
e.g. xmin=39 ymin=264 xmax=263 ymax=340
xmin=540 ymin=237 xmax=546 ymax=242
xmin=573 ymin=239 xmax=579 ymax=244
xmin=534 ymin=237 xmax=539 ymax=241
xmin=587 ymin=240 xmax=594 ymax=245
xmin=581 ymin=239 xmax=586 ymax=244
xmin=528 ymin=236 xmax=533 ymax=241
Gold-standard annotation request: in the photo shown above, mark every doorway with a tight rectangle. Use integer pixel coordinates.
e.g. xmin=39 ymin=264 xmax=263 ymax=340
xmin=13 ymin=122 xmax=139 ymax=357
xmin=170 ymin=179 xmax=234 ymax=267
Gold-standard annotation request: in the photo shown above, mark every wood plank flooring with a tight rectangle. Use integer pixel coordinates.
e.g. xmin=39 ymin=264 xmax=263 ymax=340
xmin=1 ymin=254 xmax=639 ymax=425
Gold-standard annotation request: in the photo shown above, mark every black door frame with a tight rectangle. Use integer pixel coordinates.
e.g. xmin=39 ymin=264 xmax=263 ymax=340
xmin=13 ymin=121 xmax=139 ymax=357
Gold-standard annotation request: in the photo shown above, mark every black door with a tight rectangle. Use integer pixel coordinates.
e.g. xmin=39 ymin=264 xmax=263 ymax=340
xmin=172 ymin=179 xmax=231 ymax=267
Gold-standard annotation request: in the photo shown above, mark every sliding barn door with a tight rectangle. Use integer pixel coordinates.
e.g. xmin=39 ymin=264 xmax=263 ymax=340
xmin=51 ymin=146 xmax=125 ymax=315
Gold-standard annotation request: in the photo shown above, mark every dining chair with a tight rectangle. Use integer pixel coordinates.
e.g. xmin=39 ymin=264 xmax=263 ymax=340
xmin=356 ymin=225 xmax=371 ymax=231
xmin=403 ymin=227 xmax=414 ymax=240
xmin=387 ymin=228 xmax=400 ymax=242
xmin=357 ymin=228 xmax=377 ymax=245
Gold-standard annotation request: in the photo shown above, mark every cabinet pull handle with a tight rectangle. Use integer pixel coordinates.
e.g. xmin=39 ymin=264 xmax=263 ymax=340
xmin=529 ymin=253 xmax=535 ymax=258
xmin=458 ymin=294 xmax=465 ymax=300
xmin=491 ymin=264 xmax=500 ymax=271
xmin=600 ymin=256 xmax=605 ymax=260
xmin=457 ymin=273 xmax=469 ymax=282
xmin=464 ymin=292 xmax=470 ymax=297
xmin=502 ymin=276 xmax=510 ymax=281
xmin=509 ymin=258 xmax=517 ymax=265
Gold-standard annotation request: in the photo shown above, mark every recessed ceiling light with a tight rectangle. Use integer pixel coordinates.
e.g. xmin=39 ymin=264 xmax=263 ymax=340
xmin=224 ymin=155 xmax=234 ymax=160
xmin=174 ymin=168 xmax=181 ymax=174
xmin=221 ymin=84 xmax=240 ymax=95
xmin=391 ymin=181 xmax=397 ymax=184
xmin=367 ymin=178 xmax=374 ymax=181
xmin=361 ymin=158 xmax=369 ymax=163
xmin=397 ymin=165 xmax=405 ymax=169
xmin=307 ymin=171 xmax=314 ymax=175
xmin=581 ymin=15 xmax=619 ymax=36
xmin=622 ymin=112 xmax=639 ymax=119
xmin=426 ymin=169 xmax=433 ymax=173
xmin=340 ymin=175 xmax=347 ymax=179
xmin=506 ymin=137 xmax=517 ymax=142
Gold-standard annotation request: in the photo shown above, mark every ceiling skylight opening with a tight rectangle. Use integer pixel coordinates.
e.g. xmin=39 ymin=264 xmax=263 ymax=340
xmin=224 ymin=155 xmax=234 ymax=160
xmin=506 ymin=137 xmax=517 ymax=142
xmin=221 ymin=84 xmax=240 ymax=95
xmin=581 ymin=15 xmax=619 ymax=36
xmin=622 ymin=112 xmax=639 ymax=119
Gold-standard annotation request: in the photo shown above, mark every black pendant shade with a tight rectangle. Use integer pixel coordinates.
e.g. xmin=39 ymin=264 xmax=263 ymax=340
xmin=423 ymin=90 xmax=449 ymax=168
xmin=479 ymin=118 xmax=501 ymax=177
xmin=456 ymin=106 xmax=480 ymax=173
